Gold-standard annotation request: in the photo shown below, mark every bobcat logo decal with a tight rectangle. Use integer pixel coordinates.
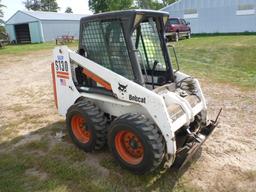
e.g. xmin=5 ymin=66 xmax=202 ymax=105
xmin=118 ymin=83 xmax=128 ymax=95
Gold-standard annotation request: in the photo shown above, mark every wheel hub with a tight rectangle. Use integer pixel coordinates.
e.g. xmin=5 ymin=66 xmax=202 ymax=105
xmin=115 ymin=130 xmax=144 ymax=165
xmin=129 ymin=139 xmax=138 ymax=149
xmin=71 ymin=114 xmax=91 ymax=143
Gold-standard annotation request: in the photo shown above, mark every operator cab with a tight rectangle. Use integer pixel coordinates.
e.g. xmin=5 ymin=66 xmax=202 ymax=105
xmin=75 ymin=10 xmax=175 ymax=93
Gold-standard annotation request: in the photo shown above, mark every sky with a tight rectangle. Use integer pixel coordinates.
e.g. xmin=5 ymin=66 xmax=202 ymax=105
xmin=2 ymin=0 xmax=93 ymax=21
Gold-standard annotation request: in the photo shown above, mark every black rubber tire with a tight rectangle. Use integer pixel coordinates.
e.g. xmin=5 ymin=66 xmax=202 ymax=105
xmin=174 ymin=32 xmax=179 ymax=42
xmin=166 ymin=36 xmax=172 ymax=42
xmin=66 ymin=100 xmax=107 ymax=152
xmin=186 ymin=31 xmax=191 ymax=39
xmin=108 ymin=113 xmax=165 ymax=174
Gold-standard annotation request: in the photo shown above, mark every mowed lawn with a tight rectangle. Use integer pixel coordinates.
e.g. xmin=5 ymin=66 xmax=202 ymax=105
xmin=0 ymin=40 xmax=78 ymax=55
xmin=170 ymin=35 xmax=256 ymax=88
xmin=0 ymin=35 xmax=255 ymax=192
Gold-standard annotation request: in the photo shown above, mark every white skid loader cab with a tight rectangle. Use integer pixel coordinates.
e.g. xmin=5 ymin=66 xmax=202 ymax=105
xmin=52 ymin=10 xmax=220 ymax=174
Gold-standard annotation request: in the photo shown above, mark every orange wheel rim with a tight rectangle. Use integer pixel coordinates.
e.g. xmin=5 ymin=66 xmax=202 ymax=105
xmin=71 ymin=114 xmax=91 ymax=143
xmin=115 ymin=130 xmax=144 ymax=165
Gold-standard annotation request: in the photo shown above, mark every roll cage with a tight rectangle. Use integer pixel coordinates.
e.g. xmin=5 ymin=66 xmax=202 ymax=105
xmin=78 ymin=10 xmax=175 ymax=88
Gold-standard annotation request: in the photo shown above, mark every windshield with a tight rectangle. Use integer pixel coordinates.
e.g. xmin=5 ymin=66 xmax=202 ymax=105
xmin=169 ymin=18 xmax=179 ymax=25
xmin=132 ymin=18 xmax=167 ymax=72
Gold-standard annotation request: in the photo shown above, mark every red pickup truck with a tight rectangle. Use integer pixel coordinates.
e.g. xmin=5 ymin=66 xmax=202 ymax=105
xmin=165 ymin=18 xmax=191 ymax=42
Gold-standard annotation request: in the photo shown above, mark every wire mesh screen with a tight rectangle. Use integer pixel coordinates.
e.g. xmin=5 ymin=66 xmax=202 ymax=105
xmin=80 ymin=20 xmax=134 ymax=80
xmin=132 ymin=18 xmax=166 ymax=71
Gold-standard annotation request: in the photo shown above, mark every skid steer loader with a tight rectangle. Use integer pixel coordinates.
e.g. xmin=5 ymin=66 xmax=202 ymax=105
xmin=51 ymin=10 xmax=220 ymax=174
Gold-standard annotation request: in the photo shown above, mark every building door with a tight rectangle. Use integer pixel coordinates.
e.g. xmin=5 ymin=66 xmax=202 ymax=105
xmin=14 ymin=24 xmax=31 ymax=44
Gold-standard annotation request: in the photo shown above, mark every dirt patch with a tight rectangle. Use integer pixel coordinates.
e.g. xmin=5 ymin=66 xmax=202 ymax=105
xmin=14 ymin=134 xmax=42 ymax=148
xmin=25 ymin=168 xmax=48 ymax=181
xmin=0 ymin=50 xmax=63 ymax=143
xmin=0 ymin=50 xmax=255 ymax=191
xmin=183 ymin=80 xmax=256 ymax=191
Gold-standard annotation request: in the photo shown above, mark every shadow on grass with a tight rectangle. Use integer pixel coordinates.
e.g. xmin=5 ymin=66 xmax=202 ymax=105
xmin=0 ymin=120 xmax=202 ymax=192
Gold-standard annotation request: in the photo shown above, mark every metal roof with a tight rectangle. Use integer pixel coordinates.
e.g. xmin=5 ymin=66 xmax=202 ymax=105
xmin=22 ymin=10 xmax=88 ymax=21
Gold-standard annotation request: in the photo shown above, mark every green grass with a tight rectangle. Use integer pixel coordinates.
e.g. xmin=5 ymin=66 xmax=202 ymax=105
xmin=0 ymin=41 xmax=78 ymax=55
xmin=169 ymin=35 xmax=256 ymax=88
xmin=0 ymin=151 xmax=197 ymax=192
xmin=0 ymin=125 xmax=199 ymax=192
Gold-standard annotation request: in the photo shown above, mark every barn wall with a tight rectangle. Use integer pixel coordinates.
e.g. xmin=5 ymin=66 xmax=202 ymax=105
xmin=162 ymin=0 xmax=256 ymax=33
xmin=29 ymin=21 xmax=43 ymax=43
xmin=5 ymin=24 xmax=16 ymax=42
xmin=41 ymin=20 xmax=80 ymax=42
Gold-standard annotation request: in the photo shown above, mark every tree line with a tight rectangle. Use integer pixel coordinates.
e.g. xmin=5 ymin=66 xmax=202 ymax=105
xmin=89 ymin=0 xmax=177 ymax=13
xmin=0 ymin=0 xmax=177 ymax=25
xmin=23 ymin=0 xmax=72 ymax=13
xmin=0 ymin=0 xmax=5 ymax=24
xmin=23 ymin=0 xmax=177 ymax=13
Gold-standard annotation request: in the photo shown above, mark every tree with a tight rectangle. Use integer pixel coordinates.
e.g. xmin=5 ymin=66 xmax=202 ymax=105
xmin=40 ymin=0 xmax=59 ymax=12
xmin=134 ymin=0 xmax=177 ymax=10
xmin=134 ymin=0 xmax=161 ymax=9
xmin=65 ymin=7 xmax=73 ymax=13
xmin=162 ymin=0 xmax=176 ymax=6
xmin=0 ymin=0 xmax=6 ymax=24
xmin=89 ymin=0 xmax=110 ymax=13
xmin=108 ymin=0 xmax=133 ymax=11
xmin=24 ymin=0 xmax=41 ymax=11
xmin=23 ymin=0 xmax=59 ymax=12
xmin=88 ymin=0 xmax=177 ymax=13
xmin=89 ymin=0 xmax=133 ymax=13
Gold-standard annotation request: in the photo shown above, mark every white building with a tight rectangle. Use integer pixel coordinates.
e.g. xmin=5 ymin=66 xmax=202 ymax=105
xmin=5 ymin=11 xmax=88 ymax=43
xmin=161 ymin=0 xmax=256 ymax=34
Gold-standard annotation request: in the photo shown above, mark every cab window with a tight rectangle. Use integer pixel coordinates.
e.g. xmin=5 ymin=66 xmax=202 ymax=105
xmin=80 ymin=20 xmax=134 ymax=80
